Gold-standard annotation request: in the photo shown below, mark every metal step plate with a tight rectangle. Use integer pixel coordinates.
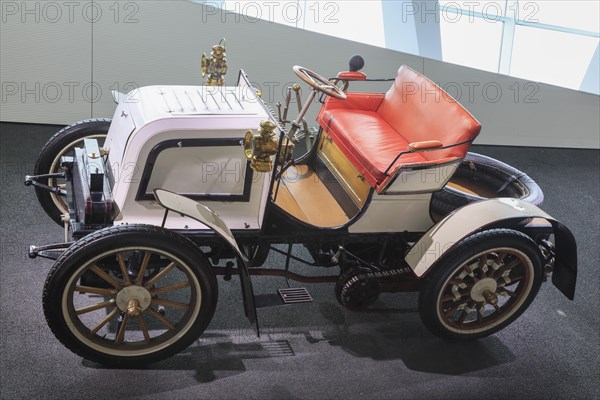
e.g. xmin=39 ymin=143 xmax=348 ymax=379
xmin=277 ymin=288 xmax=313 ymax=304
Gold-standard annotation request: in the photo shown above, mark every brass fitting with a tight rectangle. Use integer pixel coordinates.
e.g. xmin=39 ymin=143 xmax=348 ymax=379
xmin=482 ymin=289 xmax=498 ymax=306
xmin=201 ymin=38 xmax=228 ymax=86
xmin=292 ymin=83 xmax=301 ymax=92
xmin=127 ymin=298 xmax=142 ymax=317
xmin=243 ymin=120 xmax=279 ymax=172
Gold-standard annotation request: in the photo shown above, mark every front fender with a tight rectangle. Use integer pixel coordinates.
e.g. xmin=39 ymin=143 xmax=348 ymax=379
xmin=153 ymin=189 xmax=259 ymax=328
xmin=405 ymin=198 xmax=577 ymax=299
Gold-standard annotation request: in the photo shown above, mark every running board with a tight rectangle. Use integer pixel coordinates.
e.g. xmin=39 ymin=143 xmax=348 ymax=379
xmin=255 ymin=288 xmax=313 ymax=308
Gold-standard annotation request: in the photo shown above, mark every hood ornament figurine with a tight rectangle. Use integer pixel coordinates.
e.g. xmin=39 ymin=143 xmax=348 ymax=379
xmin=201 ymin=38 xmax=228 ymax=86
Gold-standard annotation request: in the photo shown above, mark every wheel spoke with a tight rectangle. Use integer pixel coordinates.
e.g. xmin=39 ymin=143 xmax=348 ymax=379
xmin=493 ymin=259 xmax=520 ymax=280
xmin=138 ymin=312 xmax=151 ymax=344
xmin=506 ymin=275 xmax=525 ymax=283
xmin=500 ymin=288 xmax=517 ymax=297
xmin=458 ymin=301 xmax=476 ymax=325
xmin=144 ymin=262 xmax=176 ymax=288
xmin=134 ymin=251 xmax=152 ymax=285
xmin=448 ymin=279 xmax=468 ymax=288
xmin=444 ymin=300 xmax=467 ymax=317
xmin=478 ymin=255 xmax=487 ymax=270
xmin=494 ymin=252 xmax=508 ymax=268
xmin=90 ymin=308 xmax=120 ymax=335
xmin=441 ymin=291 xmax=469 ymax=303
xmin=75 ymin=300 xmax=115 ymax=315
xmin=151 ymin=281 xmax=191 ymax=295
xmin=151 ymin=298 xmax=190 ymax=310
xmin=75 ymin=285 xmax=116 ymax=297
xmin=117 ymin=253 xmax=132 ymax=286
xmin=476 ymin=303 xmax=485 ymax=322
xmin=89 ymin=264 xmax=122 ymax=289
xmin=146 ymin=307 xmax=176 ymax=330
xmin=115 ymin=314 xmax=130 ymax=344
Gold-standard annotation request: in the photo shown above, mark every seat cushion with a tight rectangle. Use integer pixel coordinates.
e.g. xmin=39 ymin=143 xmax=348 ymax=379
xmin=316 ymin=65 xmax=481 ymax=190
xmin=321 ymin=109 xmax=427 ymax=186
xmin=377 ymin=66 xmax=481 ymax=162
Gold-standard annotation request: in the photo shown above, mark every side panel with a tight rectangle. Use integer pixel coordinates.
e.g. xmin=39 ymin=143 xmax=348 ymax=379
xmin=380 ymin=160 xmax=461 ymax=195
xmin=348 ymin=192 xmax=434 ymax=233
xmin=111 ymin=125 xmax=271 ymax=231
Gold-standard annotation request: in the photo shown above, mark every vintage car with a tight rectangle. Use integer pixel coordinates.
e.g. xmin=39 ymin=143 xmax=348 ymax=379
xmin=25 ymin=48 xmax=577 ymax=367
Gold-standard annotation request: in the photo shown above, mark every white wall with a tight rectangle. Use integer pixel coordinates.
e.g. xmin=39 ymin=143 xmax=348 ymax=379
xmin=1 ymin=0 xmax=598 ymax=148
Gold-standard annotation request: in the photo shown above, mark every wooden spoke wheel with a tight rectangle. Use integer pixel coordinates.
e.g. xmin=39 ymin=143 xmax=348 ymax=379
xmin=419 ymin=229 xmax=543 ymax=340
xmin=43 ymin=225 xmax=218 ymax=367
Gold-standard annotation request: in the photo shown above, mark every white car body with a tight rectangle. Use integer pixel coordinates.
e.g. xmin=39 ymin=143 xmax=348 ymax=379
xmin=106 ymin=83 xmax=273 ymax=231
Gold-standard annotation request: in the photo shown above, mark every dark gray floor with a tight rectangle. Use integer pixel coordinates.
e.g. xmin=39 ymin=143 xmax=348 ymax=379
xmin=1 ymin=122 xmax=599 ymax=400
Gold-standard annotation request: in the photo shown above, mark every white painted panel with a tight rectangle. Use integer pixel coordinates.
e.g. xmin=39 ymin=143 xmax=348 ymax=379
xmin=348 ymin=193 xmax=434 ymax=233
xmin=383 ymin=161 xmax=460 ymax=194
xmin=146 ymin=146 xmax=247 ymax=196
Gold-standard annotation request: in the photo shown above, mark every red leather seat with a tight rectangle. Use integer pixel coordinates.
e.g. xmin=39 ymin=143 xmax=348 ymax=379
xmin=318 ymin=66 xmax=481 ymax=191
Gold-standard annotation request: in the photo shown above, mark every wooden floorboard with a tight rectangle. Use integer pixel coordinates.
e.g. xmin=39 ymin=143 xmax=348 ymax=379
xmin=274 ymin=165 xmax=349 ymax=228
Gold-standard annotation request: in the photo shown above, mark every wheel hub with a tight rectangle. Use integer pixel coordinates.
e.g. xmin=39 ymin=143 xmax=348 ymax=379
xmin=116 ymin=286 xmax=152 ymax=315
xmin=470 ymin=278 xmax=498 ymax=303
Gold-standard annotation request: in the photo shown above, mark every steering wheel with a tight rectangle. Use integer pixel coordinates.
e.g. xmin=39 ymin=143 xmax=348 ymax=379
xmin=293 ymin=66 xmax=347 ymax=100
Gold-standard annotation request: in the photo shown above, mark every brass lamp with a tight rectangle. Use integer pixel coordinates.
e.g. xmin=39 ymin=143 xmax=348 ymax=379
xmin=244 ymin=120 xmax=279 ymax=172
xmin=201 ymin=38 xmax=228 ymax=86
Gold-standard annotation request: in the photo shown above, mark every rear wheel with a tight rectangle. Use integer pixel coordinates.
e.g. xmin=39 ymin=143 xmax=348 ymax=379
xmin=34 ymin=118 xmax=110 ymax=225
xmin=418 ymin=229 xmax=543 ymax=340
xmin=43 ymin=225 xmax=218 ymax=367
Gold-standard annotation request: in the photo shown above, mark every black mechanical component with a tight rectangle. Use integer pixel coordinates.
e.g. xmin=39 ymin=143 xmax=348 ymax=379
xmin=223 ymin=261 xmax=234 ymax=281
xmin=242 ymin=244 xmax=271 ymax=268
xmin=28 ymin=242 xmax=73 ymax=260
xmin=24 ymin=172 xmax=67 ymax=196
xmin=335 ymin=267 xmax=412 ymax=310
xmin=71 ymin=139 xmax=115 ymax=226
xmin=348 ymin=54 xmax=365 ymax=72
xmin=334 ymin=243 xmax=412 ymax=310
xmin=336 ymin=268 xmax=379 ymax=310
xmin=305 ymin=242 xmax=340 ymax=267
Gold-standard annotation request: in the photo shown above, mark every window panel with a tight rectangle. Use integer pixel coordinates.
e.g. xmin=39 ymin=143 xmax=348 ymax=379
xmin=510 ymin=26 xmax=599 ymax=91
xmin=439 ymin=1 xmax=507 ymax=18
xmin=440 ymin=16 xmax=503 ymax=72
xmin=517 ymin=1 xmax=600 ymax=33
xmin=302 ymin=1 xmax=385 ymax=48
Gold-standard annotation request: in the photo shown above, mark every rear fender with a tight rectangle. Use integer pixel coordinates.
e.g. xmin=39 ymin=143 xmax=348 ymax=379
xmin=153 ymin=189 xmax=259 ymax=328
xmin=405 ymin=198 xmax=577 ymax=299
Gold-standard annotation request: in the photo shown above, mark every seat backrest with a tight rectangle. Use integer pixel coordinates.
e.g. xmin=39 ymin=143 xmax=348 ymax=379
xmin=377 ymin=66 xmax=481 ymax=161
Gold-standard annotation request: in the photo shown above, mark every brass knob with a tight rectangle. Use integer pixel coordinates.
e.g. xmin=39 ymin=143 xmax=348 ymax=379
xmin=259 ymin=120 xmax=277 ymax=136
xmin=127 ymin=298 xmax=142 ymax=316
xmin=482 ymin=289 xmax=498 ymax=306
xmin=292 ymin=83 xmax=301 ymax=92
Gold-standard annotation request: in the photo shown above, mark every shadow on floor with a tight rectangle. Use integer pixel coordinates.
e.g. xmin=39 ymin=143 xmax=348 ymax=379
xmin=82 ymin=301 xmax=514 ymax=382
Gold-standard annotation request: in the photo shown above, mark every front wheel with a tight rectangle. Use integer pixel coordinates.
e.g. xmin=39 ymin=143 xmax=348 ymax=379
xmin=418 ymin=229 xmax=543 ymax=341
xmin=43 ymin=225 xmax=218 ymax=367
